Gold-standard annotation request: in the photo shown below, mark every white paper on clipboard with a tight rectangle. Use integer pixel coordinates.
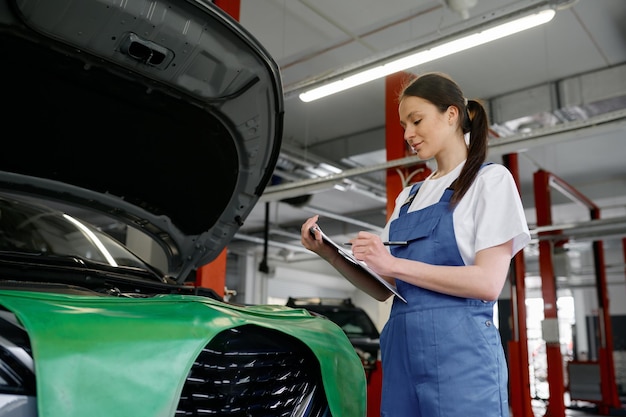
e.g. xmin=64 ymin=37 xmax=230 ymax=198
xmin=310 ymin=227 xmax=407 ymax=303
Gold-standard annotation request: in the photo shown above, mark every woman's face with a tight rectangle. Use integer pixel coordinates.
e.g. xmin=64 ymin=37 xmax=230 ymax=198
xmin=398 ymin=96 xmax=457 ymax=161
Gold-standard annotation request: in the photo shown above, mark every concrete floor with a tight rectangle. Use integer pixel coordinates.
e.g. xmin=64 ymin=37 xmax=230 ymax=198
xmin=531 ymin=398 xmax=626 ymax=417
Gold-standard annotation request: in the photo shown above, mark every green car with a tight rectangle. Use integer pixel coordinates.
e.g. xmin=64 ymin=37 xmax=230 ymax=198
xmin=0 ymin=1 xmax=366 ymax=416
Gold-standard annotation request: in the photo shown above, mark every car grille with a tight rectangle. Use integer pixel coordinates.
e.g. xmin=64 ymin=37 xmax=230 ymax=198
xmin=176 ymin=325 xmax=330 ymax=417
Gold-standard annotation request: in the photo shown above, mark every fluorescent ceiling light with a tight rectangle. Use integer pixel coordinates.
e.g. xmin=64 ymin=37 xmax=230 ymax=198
xmin=299 ymin=8 xmax=556 ymax=102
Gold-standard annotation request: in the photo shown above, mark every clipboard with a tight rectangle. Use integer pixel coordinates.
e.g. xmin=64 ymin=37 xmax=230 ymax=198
xmin=310 ymin=227 xmax=407 ymax=303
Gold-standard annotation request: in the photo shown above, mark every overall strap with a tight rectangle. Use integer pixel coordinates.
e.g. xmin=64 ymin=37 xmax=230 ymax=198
xmin=398 ymin=162 xmax=492 ymax=216
xmin=399 ymin=182 xmax=421 ymax=216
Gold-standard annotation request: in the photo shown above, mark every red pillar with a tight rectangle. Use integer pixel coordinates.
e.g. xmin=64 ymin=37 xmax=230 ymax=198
xmin=534 ymin=170 xmax=567 ymax=417
xmin=366 ymin=363 xmax=383 ymax=417
xmin=503 ymin=153 xmax=534 ymax=417
xmin=384 ymin=72 xmax=430 ymax=220
xmin=196 ymin=0 xmax=241 ymax=298
xmin=535 ymin=170 xmax=621 ymax=414
xmin=196 ymin=254 xmax=226 ymax=298
xmin=214 ymin=0 xmax=240 ymax=19
xmin=590 ymin=215 xmax=621 ymax=413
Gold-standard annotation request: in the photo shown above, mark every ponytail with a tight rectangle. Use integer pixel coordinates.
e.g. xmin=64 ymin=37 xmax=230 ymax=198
xmin=450 ymin=99 xmax=489 ymax=206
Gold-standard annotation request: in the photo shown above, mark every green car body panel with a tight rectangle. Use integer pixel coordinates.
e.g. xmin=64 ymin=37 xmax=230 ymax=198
xmin=0 ymin=291 xmax=366 ymax=417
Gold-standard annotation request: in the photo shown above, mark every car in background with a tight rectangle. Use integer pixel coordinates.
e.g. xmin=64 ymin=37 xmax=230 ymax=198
xmin=0 ymin=1 xmax=366 ymax=416
xmin=287 ymin=297 xmax=381 ymax=381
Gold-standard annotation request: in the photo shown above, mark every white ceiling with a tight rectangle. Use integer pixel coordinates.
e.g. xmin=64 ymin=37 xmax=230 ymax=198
xmin=227 ymin=0 xmax=626 ymax=287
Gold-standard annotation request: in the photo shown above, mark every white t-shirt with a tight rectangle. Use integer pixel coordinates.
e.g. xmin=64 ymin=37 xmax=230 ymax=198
xmin=381 ymin=161 xmax=530 ymax=266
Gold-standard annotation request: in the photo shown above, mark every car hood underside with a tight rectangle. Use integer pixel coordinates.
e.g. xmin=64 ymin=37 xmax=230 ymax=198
xmin=0 ymin=0 xmax=284 ymax=281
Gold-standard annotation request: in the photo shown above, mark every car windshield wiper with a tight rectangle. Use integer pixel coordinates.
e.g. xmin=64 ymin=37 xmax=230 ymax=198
xmin=0 ymin=251 xmax=165 ymax=283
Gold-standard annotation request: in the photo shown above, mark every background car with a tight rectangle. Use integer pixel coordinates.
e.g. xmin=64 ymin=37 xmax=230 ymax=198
xmin=0 ymin=0 xmax=366 ymax=416
xmin=287 ymin=297 xmax=381 ymax=381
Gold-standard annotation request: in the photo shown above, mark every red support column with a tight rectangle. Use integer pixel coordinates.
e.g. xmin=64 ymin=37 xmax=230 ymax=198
xmin=534 ymin=170 xmax=566 ymax=417
xmin=503 ymin=153 xmax=534 ymax=417
xmin=366 ymin=363 xmax=383 ymax=417
xmin=214 ymin=0 xmax=240 ymax=19
xmin=589 ymin=215 xmax=621 ymax=413
xmin=534 ymin=169 xmax=621 ymax=415
xmin=196 ymin=254 xmax=226 ymax=298
xmin=196 ymin=0 xmax=241 ymax=298
xmin=549 ymin=173 xmax=621 ymax=413
xmin=384 ymin=72 xmax=430 ymax=221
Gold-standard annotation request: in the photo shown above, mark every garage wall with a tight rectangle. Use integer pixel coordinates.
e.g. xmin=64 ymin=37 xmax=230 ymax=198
xmin=267 ymin=265 xmax=356 ymax=302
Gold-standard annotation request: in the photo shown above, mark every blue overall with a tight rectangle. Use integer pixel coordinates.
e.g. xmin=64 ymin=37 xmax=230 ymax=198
xmin=379 ymin=181 xmax=509 ymax=417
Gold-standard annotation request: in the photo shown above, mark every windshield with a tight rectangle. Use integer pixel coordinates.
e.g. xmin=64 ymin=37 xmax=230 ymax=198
xmin=317 ymin=309 xmax=379 ymax=339
xmin=0 ymin=195 xmax=150 ymax=270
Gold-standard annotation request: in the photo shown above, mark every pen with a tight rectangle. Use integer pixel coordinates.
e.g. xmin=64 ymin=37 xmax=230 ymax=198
xmin=343 ymin=241 xmax=408 ymax=246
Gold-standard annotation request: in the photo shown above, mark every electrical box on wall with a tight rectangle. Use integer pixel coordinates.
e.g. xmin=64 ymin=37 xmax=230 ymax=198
xmin=541 ymin=318 xmax=560 ymax=344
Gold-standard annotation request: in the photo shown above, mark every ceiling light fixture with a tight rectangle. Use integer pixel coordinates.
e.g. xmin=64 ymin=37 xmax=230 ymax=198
xmin=298 ymin=8 xmax=556 ymax=103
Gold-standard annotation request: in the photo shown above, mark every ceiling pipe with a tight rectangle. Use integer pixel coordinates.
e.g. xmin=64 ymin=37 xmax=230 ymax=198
xmin=487 ymin=109 xmax=626 ymax=156
xmin=261 ymin=109 xmax=626 ymax=203
xmin=530 ymin=216 xmax=626 ymax=242
xmin=276 ymin=144 xmax=387 ymax=198
xmin=260 ymin=155 xmax=421 ymax=202
xmin=234 ymin=215 xmax=626 ymax=258
xmin=298 ymin=204 xmax=384 ymax=233
xmin=233 ymin=233 xmax=311 ymax=254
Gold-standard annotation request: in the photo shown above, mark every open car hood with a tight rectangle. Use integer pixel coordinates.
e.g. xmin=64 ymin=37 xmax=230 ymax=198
xmin=0 ymin=0 xmax=283 ymax=282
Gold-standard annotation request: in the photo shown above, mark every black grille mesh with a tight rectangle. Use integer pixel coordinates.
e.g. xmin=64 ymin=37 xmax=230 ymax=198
xmin=175 ymin=325 xmax=330 ymax=417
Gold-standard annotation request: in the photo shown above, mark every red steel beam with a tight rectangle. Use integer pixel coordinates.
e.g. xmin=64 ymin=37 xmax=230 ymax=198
xmin=384 ymin=73 xmax=430 ymax=221
xmin=534 ymin=169 xmax=566 ymax=417
xmin=534 ymin=169 xmax=621 ymax=415
xmin=196 ymin=0 xmax=241 ymax=297
xmin=503 ymin=153 xmax=534 ymax=417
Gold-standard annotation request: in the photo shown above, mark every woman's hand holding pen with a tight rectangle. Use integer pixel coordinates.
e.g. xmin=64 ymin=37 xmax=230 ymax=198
xmin=346 ymin=231 xmax=396 ymax=276
xmin=302 ymin=216 xmax=397 ymax=277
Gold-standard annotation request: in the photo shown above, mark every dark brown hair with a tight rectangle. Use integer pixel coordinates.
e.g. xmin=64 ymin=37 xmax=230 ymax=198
xmin=399 ymin=72 xmax=488 ymax=206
